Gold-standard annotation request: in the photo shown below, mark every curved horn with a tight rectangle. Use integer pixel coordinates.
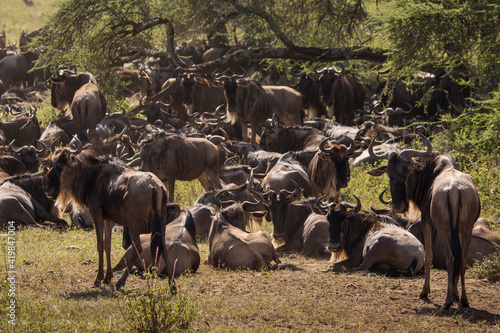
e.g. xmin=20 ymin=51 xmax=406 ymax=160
xmin=402 ymin=103 xmax=413 ymax=114
xmin=398 ymin=133 xmax=433 ymax=159
xmin=315 ymin=194 xmax=329 ymax=214
xmin=340 ymin=194 xmax=361 ymax=212
xmin=290 ymin=65 xmax=305 ymax=78
xmin=215 ymin=190 xmax=236 ymax=206
xmin=139 ymin=95 xmax=153 ymax=107
xmin=154 ymin=119 xmax=164 ymax=127
xmin=117 ymin=126 xmax=128 ymax=140
xmin=8 ymin=140 xmax=23 ymax=153
xmin=242 ymin=190 xmax=264 ymax=207
xmin=368 ymin=136 xmax=390 ymax=160
xmin=319 ymin=137 xmax=335 ymax=153
xmin=313 ymin=62 xmax=328 ymax=75
xmin=30 ymin=105 xmax=37 ymax=118
xmin=69 ymin=135 xmax=83 ymax=154
xmin=70 ymin=65 xmax=77 ymax=74
xmin=279 ymin=179 xmax=300 ymax=197
xmin=32 ymin=140 xmax=47 ymax=155
xmin=223 ymin=155 xmax=238 ymax=167
xmin=379 ymin=188 xmax=392 ymax=205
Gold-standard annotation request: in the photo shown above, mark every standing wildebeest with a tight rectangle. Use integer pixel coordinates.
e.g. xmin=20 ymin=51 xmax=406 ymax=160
xmin=320 ymin=195 xmax=424 ymax=276
xmin=180 ymin=73 xmax=226 ymax=116
xmin=368 ymin=133 xmax=481 ymax=309
xmin=46 ymin=138 xmax=170 ymax=289
xmin=308 ymin=138 xmax=353 ymax=203
xmin=315 ymin=64 xmax=365 ymax=125
xmin=215 ymin=73 xmax=303 ymax=144
xmin=113 ymin=207 xmax=200 ymax=281
xmin=290 ymin=66 xmax=326 ymax=119
xmin=50 ymin=67 xmax=107 ymax=140
xmin=139 ymin=135 xmax=222 ymax=202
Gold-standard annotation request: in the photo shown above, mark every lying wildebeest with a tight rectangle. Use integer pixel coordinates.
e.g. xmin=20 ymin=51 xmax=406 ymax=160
xmin=265 ymin=184 xmax=330 ymax=258
xmin=0 ymin=140 xmax=47 ymax=175
xmin=46 ymin=137 xmax=170 ymax=289
xmin=261 ymin=150 xmax=317 ymax=196
xmin=139 ymin=134 xmax=223 ymax=202
xmin=0 ymin=173 xmax=68 ymax=228
xmin=207 ymin=212 xmax=281 ymax=270
xmin=372 ymin=200 xmax=500 ymax=269
xmin=319 ymin=195 xmax=424 ymax=276
xmin=113 ymin=207 xmax=200 ymax=281
xmin=368 ymin=133 xmax=481 ymax=309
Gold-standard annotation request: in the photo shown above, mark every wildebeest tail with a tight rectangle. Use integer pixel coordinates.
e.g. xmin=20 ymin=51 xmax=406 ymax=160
xmin=150 ymin=187 xmax=166 ymax=270
xmin=449 ymin=195 xmax=462 ymax=283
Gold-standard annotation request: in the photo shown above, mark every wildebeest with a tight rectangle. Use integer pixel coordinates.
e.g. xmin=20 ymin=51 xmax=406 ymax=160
xmin=113 ymin=207 xmax=200 ymax=281
xmin=320 ymin=195 xmax=424 ymax=276
xmin=315 ymin=63 xmax=365 ymax=125
xmin=139 ymin=134 xmax=222 ymax=202
xmin=0 ymin=106 xmax=41 ymax=146
xmin=214 ymin=72 xmax=303 ymax=144
xmin=368 ymin=133 xmax=481 ymax=309
xmin=0 ymin=173 xmax=68 ymax=228
xmin=46 ymin=138 xmax=171 ymax=289
xmin=261 ymin=150 xmax=316 ymax=197
xmin=0 ymin=140 xmax=47 ymax=174
xmin=308 ymin=138 xmax=353 ymax=203
xmin=180 ymin=73 xmax=226 ymax=116
xmin=0 ymin=52 xmax=36 ymax=89
xmin=116 ymin=68 xmax=152 ymax=99
xmin=50 ymin=67 xmax=107 ymax=140
xmin=259 ymin=124 xmax=326 ymax=153
xmin=290 ymin=66 xmax=326 ymax=119
xmin=265 ymin=185 xmax=330 ymax=257
xmin=207 ymin=212 xmax=281 ymax=270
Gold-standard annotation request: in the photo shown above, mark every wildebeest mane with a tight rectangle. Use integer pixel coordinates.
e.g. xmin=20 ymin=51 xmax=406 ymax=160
xmin=340 ymin=212 xmax=384 ymax=258
xmin=406 ymin=153 xmax=453 ymax=207
xmin=262 ymin=126 xmax=325 ymax=153
xmin=2 ymin=173 xmax=53 ymax=211
xmin=284 ymin=198 xmax=316 ymax=235
xmin=68 ymin=151 xmax=129 ymax=208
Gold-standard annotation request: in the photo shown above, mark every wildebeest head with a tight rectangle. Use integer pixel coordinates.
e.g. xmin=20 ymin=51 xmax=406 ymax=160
xmin=315 ymin=194 xmax=361 ymax=252
xmin=214 ymin=70 xmax=246 ymax=114
xmin=9 ymin=139 xmax=46 ymax=173
xmin=314 ymin=63 xmax=343 ymax=106
xmin=291 ymin=66 xmax=319 ymax=109
xmin=367 ymin=133 xmax=433 ymax=213
xmin=46 ymin=136 xmax=83 ymax=199
xmin=264 ymin=181 xmax=301 ymax=240
xmin=215 ymin=190 xmax=267 ymax=230
xmin=50 ymin=66 xmax=96 ymax=111
xmin=315 ymin=138 xmax=353 ymax=189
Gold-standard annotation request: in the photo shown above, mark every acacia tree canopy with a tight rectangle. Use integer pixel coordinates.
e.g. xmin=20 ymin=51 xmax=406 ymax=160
xmin=31 ymin=0 xmax=499 ymax=95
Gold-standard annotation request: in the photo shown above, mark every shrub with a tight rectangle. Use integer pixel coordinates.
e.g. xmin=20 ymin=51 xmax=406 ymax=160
xmin=119 ymin=274 xmax=196 ymax=332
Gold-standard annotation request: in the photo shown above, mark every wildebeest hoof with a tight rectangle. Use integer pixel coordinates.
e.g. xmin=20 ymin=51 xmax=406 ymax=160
xmin=115 ymin=283 xmax=123 ymax=291
xmin=92 ymin=280 xmax=102 ymax=288
xmin=321 ymin=267 xmax=334 ymax=273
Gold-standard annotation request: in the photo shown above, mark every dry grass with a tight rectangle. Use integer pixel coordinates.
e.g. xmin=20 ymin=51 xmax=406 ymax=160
xmin=2 ymin=216 xmax=500 ymax=332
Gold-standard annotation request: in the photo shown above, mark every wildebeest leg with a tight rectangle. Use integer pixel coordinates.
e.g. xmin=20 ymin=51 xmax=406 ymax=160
xmin=250 ymin=121 xmax=258 ymax=145
xmin=198 ymin=172 xmax=213 ymax=191
xmin=103 ymin=219 xmax=114 ymax=284
xmin=459 ymin=228 xmax=473 ymax=307
xmin=92 ymin=212 xmax=105 ymax=287
xmin=419 ymin=221 xmax=433 ymax=300
xmin=240 ymin=121 xmax=249 ymax=143
xmin=166 ymin=178 xmax=175 ymax=203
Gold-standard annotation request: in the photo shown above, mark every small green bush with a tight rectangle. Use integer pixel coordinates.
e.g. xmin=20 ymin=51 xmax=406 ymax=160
xmin=119 ymin=274 xmax=196 ymax=333
xmin=469 ymin=252 xmax=500 ymax=282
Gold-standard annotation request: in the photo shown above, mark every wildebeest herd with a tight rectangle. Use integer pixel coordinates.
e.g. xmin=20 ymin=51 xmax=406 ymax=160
xmin=1 ymin=38 xmax=499 ymax=310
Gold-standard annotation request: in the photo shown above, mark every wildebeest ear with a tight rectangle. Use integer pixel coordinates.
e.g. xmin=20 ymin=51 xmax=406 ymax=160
xmin=411 ymin=158 xmax=426 ymax=171
xmin=367 ymin=166 xmax=386 ymax=177
xmin=249 ymin=210 xmax=267 ymax=219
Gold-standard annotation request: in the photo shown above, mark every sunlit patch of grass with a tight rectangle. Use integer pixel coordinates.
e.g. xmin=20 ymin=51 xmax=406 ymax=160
xmin=469 ymin=252 xmax=500 ymax=282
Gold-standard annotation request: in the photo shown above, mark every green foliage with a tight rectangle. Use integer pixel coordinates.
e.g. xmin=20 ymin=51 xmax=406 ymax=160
xmin=119 ymin=275 xmax=196 ymax=332
xmin=370 ymin=0 xmax=500 ymax=91
xmin=469 ymin=252 xmax=500 ymax=282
